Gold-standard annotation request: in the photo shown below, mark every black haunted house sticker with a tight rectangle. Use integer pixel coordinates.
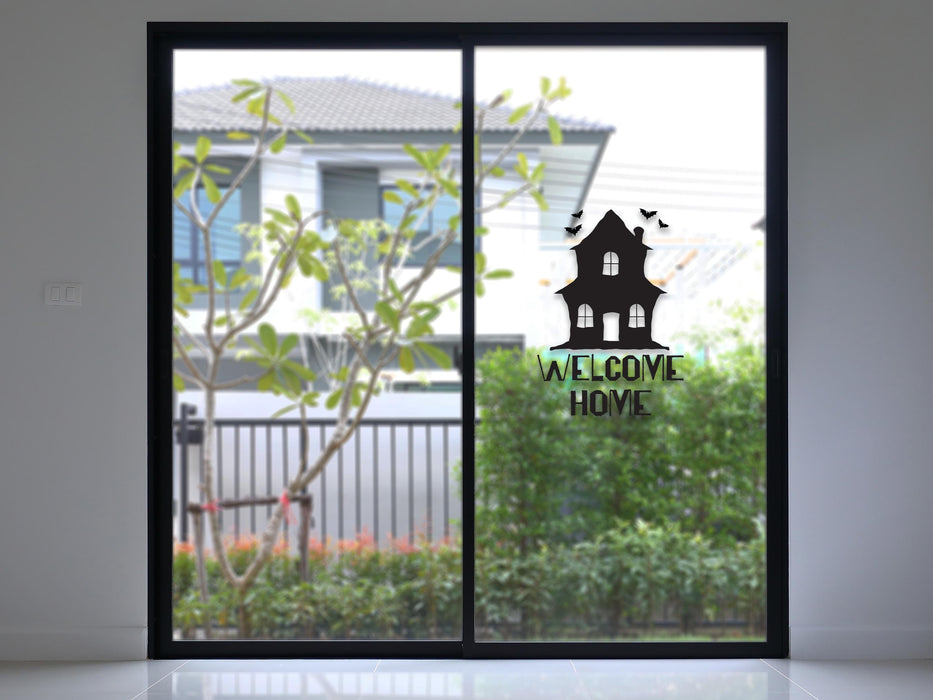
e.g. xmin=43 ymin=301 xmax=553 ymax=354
xmin=552 ymin=210 xmax=668 ymax=350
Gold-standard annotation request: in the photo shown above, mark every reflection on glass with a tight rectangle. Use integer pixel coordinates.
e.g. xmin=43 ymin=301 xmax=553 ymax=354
xmin=474 ymin=47 xmax=767 ymax=641
xmin=166 ymin=667 xmax=772 ymax=699
xmin=171 ymin=50 xmax=462 ymax=640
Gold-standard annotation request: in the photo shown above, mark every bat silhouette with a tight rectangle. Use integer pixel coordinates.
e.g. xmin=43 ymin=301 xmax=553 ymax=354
xmin=640 ymin=208 xmax=657 ymax=220
xmin=571 ymin=209 xmax=583 ymax=219
xmin=564 ymin=225 xmax=582 ymax=236
xmin=659 ymin=219 xmax=669 ymax=229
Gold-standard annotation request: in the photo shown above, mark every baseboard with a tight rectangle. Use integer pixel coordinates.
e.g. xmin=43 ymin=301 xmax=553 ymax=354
xmin=0 ymin=625 xmax=147 ymax=661
xmin=791 ymin=625 xmax=933 ymax=660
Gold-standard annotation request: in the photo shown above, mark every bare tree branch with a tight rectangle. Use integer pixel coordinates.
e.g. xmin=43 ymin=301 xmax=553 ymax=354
xmin=172 ymin=335 xmax=207 ymax=386
xmin=332 ymin=239 xmax=370 ymax=331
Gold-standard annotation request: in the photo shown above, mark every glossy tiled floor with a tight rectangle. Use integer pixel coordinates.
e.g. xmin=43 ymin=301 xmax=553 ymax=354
xmin=0 ymin=658 xmax=931 ymax=699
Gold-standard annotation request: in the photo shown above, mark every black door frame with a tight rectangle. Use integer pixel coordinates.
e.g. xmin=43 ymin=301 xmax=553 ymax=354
xmin=149 ymin=21 xmax=788 ymax=659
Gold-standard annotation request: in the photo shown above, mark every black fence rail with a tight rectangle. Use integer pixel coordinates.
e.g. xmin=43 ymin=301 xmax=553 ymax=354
xmin=174 ymin=404 xmax=462 ymax=549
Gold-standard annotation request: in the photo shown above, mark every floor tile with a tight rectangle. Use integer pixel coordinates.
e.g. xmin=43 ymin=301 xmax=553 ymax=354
xmin=3 ymin=658 xmax=933 ymax=700
xmin=764 ymin=659 xmax=933 ymax=700
xmin=0 ymin=660 xmax=184 ymax=698
xmin=573 ymin=658 xmax=778 ymax=699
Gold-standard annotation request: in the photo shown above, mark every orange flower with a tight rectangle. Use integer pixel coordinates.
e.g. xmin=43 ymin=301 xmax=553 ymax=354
xmin=173 ymin=541 xmax=194 ymax=555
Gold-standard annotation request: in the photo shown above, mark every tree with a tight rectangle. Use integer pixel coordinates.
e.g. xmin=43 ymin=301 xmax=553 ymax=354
xmin=172 ymin=77 xmax=572 ymax=636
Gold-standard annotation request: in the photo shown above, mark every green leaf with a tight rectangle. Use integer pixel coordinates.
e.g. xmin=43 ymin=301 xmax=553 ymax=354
xmin=554 ymin=76 xmax=572 ymax=99
xmin=226 ymin=131 xmax=253 ymax=140
xmin=269 ymin=132 xmax=288 ymax=154
xmin=280 ymin=367 xmax=302 ymax=394
xmin=173 ymin=373 xmax=185 ymax=391
xmin=547 ymin=115 xmax=563 ymax=145
xmin=350 ymin=383 xmax=364 ymax=407
xmin=399 ymin=346 xmax=415 ymax=373
xmin=374 ymin=301 xmax=399 ymax=332
xmin=212 ymin=260 xmax=228 ymax=287
xmin=395 ymin=179 xmax=419 ymax=198
xmin=232 ymin=87 xmax=260 ymax=103
xmin=246 ymin=95 xmax=265 ymax=117
xmin=402 ymin=144 xmax=429 ymax=169
xmin=231 ymin=78 xmax=262 ymax=88
xmin=195 ymin=136 xmax=211 ymax=164
xmin=515 ymin=152 xmax=529 ymax=178
xmin=279 ymin=333 xmax=298 ymax=356
xmin=264 ymin=208 xmax=293 ymax=227
xmin=530 ymin=189 xmax=549 ymax=211
xmin=438 ymin=177 xmax=459 ymax=199
xmin=540 ymin=76 xmax=552 ymax=97
xmin=294 ymin=130 xmax=314 ymax=145
xmin=305 ymin=255 xmax=328 ymax=282
xmin=229 ymin=268 xmax=250 ymax=289
xmin=406 ymin=316 xmax=433 ymax=339
xmin=271 ymin=403 xmax=299 ymax=419
xmin=325 ymin=388 xmax=343 ymax=410
xmin=434 ymin=143 xmax=451 ymax=167
xmin=475 ymin=279 xmax=486 ymax=297
xmin=285 ymin=194 xmax=301 ymax=220
xmin=202 ymin=174 xmax=221 ymax=204
xmin=257 ymin=371 xmax=275 ymax=392
xmin=173 ymin=171 xmax=195 ymax=199
xmin=484 ymin=269 xmax=514 ymax=280
xmin=475 ymin=251 xmax=487 ymax=276
xmin=476 ymin=226 xmax=490 ymax=236
xmin=414 ymin=341 xmax=453 ymax=369
xmin=531 ymin=162 xmax=546 ymax=182
xmin=282 ymin=360 xmax=316 ymax=382
xmin=204 ymin=163 xmax=232 ymax=175
xmin=172 ymin=155 xmax=193 ymax=176
xmin=274 ymin=89 xmax=296 ymax=113
xmin=383 ymin=190 xmax=404 ymax=205
xmin=490 ymin=165 xmax=506 ymax=178
xmin=239 ymin=288 xmax=258 ymax=311
xmin=508 ymin=103 xmax=532 ymax=125
xmin=259 ymin=323 xmax=277 ymax=354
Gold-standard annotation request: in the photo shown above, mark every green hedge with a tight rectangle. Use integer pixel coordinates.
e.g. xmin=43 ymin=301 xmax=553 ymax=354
xmin=174 ymin=521 xmax=764 ymax=640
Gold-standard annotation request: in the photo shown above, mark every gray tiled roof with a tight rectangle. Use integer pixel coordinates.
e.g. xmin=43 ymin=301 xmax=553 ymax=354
xmin=174 ymin=77 xmax=613 ymax=134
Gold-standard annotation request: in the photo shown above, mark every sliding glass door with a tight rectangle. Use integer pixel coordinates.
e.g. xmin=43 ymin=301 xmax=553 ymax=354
xmin=472 ymin=45 xmax=772 ymax=646
xmin=149 ymin=23 xmax=786 ymax=658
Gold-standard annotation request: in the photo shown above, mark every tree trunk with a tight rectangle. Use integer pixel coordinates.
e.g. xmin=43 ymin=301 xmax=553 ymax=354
xmin=191 ymin=512 xmax=213 ymax=639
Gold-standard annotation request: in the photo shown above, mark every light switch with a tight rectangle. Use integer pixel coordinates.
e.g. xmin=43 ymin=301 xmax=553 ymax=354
xmin=45 ymin=283 xmax=82 ymax=306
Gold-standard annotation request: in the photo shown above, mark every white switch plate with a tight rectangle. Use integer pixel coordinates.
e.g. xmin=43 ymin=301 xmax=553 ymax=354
xmin=45 ymin=283 xmax=82 ymax=306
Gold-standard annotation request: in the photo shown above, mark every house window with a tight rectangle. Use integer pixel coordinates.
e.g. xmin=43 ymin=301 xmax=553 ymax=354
xmin=173 ymin=187 xmax=244 ymax=285
xmin=629 ymin=303 xmax=646 ymax=328
xmin=577 ymin=304 xmax=594 ymax=328
xmin=380 ymin=186 xmax=466 ymax=267
xmin=603 ymin=251 xmax=619 ymax=276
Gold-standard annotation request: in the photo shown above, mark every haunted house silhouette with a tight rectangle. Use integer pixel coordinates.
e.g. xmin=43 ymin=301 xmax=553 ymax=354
xmin=551 ymin=209 xmax=668 ymax=350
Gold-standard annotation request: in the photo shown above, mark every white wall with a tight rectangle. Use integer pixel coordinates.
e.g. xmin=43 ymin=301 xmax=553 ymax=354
xmin=0 ymin=0 xmax=931 ymax=661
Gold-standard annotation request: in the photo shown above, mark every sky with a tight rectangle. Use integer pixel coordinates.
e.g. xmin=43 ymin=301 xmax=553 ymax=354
xmin=175 ymin=47 xmax=765 ymax=233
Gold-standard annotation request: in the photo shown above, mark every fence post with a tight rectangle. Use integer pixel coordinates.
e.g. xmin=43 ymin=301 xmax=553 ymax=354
xmin=176 ymin=403 xmax=198 ymax=543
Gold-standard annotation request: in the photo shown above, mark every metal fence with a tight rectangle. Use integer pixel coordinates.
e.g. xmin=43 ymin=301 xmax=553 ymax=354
xmin=174 ymin=404 xmax=462 ymax=549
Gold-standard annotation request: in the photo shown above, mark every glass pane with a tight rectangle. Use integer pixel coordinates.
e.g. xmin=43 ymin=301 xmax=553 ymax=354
xmin=171 ymin=49 xmax=462 ymax=641
xmin=474 ymin=47 xmax=767 ymax=642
